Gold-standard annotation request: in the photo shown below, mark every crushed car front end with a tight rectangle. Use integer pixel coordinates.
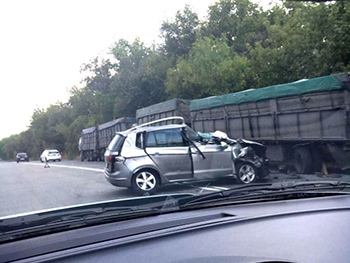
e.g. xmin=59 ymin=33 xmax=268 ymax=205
xmin=231 ymin=139 xmax=270 ymax=178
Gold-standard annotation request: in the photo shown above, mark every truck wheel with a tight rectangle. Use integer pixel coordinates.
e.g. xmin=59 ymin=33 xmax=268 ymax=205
xmin=131 ymin=169 xmax=159 ymax=195
xmin=294 ymin=147 xmax=313 ymax=174
xmin=235 ymin=162 xmax=257 ymax=184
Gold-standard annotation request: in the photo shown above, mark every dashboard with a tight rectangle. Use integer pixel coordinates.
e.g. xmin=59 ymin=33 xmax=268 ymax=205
xmin=1 ymin=195 xmax=350 ymax=263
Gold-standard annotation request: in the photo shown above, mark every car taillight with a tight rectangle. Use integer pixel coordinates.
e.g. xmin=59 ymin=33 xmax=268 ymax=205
xmin=106 ymin=155 xmax=114 ymax=162
xmin=106 ymin=155 xmax=125 ymax=163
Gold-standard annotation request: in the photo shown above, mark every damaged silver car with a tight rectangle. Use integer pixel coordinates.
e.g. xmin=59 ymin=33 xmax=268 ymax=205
xmin=104 ymin=117 xmax=269 ymax=195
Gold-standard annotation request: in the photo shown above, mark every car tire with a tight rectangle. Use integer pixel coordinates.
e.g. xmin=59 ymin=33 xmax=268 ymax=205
xmin=235 ymin=162 xmax=257 ymax=184
xmin=131 ymin=169 xmax=159 ymax=195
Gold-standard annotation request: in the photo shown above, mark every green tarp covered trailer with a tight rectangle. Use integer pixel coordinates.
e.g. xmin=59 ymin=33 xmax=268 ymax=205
xmin=190 ymin=73 xmax=350 ymax=173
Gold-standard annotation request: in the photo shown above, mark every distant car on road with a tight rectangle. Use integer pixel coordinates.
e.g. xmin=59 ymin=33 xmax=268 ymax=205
xmin=40 ymin=149 xmax=61 ymax=162
xmin=16 ymin=152 xmax=29 ymax=163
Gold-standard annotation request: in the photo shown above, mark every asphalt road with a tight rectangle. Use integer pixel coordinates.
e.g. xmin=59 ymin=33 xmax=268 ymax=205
xmin=1 ymin=160 xmax=350 ymax=217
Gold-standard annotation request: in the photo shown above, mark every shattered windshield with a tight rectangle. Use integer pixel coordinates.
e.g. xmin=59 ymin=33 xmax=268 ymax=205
xmin=0 ymin=0 xmax=350 ymax=233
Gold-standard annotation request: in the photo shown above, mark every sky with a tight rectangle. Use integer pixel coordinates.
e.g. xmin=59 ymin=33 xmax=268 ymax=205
xmin=0 ymin=0 xmax=270 ymax=140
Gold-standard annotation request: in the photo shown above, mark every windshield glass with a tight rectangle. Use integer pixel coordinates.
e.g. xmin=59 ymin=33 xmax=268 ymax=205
xmin=0 ymin=0 xmax=350 ymax=240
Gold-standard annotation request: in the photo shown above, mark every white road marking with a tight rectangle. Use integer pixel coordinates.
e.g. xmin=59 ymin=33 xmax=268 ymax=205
xmin=23 ymin=162 xmax=104 ymax=172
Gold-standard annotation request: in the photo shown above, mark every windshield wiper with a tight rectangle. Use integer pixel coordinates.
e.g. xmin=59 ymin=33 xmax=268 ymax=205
xmin=178 ymin=181 xmax=350 ymax=209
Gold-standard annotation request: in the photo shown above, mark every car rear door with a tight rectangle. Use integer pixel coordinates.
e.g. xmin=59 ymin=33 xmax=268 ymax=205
xmin=144 ymin=128 xmax=193 ymax=181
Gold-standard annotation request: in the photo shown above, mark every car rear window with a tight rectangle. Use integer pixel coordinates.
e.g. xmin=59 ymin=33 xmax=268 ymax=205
xmin=108 ymin=134 xmax=125 ymax=152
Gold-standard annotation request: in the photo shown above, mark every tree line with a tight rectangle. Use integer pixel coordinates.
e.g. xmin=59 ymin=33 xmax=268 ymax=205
xmin=1 ymin=0 xmax=349 ymax=160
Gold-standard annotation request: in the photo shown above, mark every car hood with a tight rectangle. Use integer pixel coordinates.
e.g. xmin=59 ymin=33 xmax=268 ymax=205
xmin=0 ymin=193 xmax=195 ymax=243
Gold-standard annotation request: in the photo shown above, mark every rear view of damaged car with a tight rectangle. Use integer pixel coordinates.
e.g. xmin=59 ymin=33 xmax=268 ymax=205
xmin=104 ymin=117 xmax=269 ymax=195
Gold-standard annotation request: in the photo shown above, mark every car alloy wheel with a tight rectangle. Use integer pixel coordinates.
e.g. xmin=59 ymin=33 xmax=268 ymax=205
xmin=236 ymin=162 xmax=257 ymax=184
xmin=132 ymin=170 xmax=159 ymax=195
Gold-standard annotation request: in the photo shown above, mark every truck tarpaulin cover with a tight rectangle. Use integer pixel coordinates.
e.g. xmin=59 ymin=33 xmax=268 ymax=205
xmin=136 ymin=99 xmax=190 ymax=117
xmin=190 ymin=74 xmax=347 ymax=111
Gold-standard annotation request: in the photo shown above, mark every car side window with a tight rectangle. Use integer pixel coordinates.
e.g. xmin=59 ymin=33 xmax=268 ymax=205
xmin=145 ymin=128 xmax=188 ymax=148
xmin=145 ymin=132 xmax=158 ymax=147
xmin=136 ymin=132 xmax=144 ymax=148
xmin=166 ymin=129 xmax=186 ymax=147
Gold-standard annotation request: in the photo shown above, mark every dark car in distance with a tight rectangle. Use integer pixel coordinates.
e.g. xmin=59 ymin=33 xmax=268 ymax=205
xmin=16 ymin=152 xmax=29 ymax=163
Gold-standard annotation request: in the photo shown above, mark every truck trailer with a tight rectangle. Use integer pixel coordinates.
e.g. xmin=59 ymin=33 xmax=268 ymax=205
xmin=190 ymin=73 xmax=350 ymax=173
xmin=136 ymin=98 xmax=191 ymax=126
xmin=79 ymin=117 xmax=136 ymax=161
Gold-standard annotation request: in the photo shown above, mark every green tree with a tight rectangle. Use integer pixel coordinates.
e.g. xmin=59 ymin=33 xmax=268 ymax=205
xmin=320 ymin=2 xmax=350 ymax=73
xmin=248 ymin=1 xmax=350 ymax=87
xmin=110 ymin=39 xmax=169 ymax=116
xmin=166 ymin=37 xmax=251 ymax=99
xmin=160 ymin=5 xmax=200 ymax=60
xmin=65 ymin=115 xmax=89 ymax=159
xmin=202 ymin=0 xmax=267 ymax=55
xmin=29 ymin=104 xmax=72 ymax=155
xmin=0 ymin=135 xmax=20 ymax=160
xmin=78 ymin=57 xmax=117 ymax=123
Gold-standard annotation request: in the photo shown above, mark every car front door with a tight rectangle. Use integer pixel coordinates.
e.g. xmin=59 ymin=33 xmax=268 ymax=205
xmin=144 ymin=128 xmax=193 ymax=181
xmin=191 ymin=142 xmax=233 ymax=179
